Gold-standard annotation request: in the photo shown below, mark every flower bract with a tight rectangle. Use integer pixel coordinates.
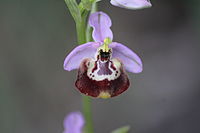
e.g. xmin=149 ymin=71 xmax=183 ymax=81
xmin=64 ymin=11 xmax=143 ymax=98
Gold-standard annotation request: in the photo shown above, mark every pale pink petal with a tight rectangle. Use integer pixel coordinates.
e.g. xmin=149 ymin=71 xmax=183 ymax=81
xmin=63 ymin=42 xmax=100 ymax=71
xmin=110 ymin=42 xmax=143 ymax=73
xmin=110 ymin=0 xmax=152 ymax=10
xmin=89 ymin=11 xmax=113 ymax=42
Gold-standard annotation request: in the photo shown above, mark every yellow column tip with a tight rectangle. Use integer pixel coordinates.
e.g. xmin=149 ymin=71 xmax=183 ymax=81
xmin=98 ymin=91 xmax=111 ymax=99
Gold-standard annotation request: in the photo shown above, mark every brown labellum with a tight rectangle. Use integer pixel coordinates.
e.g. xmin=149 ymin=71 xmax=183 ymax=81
xmin=75 ymin=58 xmax=130 ymax=98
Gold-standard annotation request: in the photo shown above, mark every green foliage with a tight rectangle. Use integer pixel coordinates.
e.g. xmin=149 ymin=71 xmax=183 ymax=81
xmin=111 ymin=126 xmax=130 ymax=133
xmin=64 ymin=0 xmax=98 ymax=44
xmin=80 ymin=0 xmax=99 ymax=11
xmin=64 ymin=0 xmax=82 ymax=23
xmin=80 ymin=0 xmax=93 ymax=11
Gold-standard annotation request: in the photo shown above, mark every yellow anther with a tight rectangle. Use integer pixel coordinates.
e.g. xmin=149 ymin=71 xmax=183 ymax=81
xmin=104 ymin=37 xmax=112 ymax=45
xmin=100 ymin=37 xmax=111 ymax=52
xmin=98 ymin=91 xmax=111 ymax=99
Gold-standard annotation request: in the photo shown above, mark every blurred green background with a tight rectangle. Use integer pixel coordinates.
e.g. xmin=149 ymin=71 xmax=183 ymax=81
xmin=1 ymin=0 xmax=200 ymax=133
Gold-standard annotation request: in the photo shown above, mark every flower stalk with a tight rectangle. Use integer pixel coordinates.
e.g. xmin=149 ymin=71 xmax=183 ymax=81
xmin=76 ymin=18 xmax=87 ymax=44
xmin=81 ymin=3 xmax=97 ymax=133
xmin=82 ymin=96 xmax=93 ymax=133
xmin=64 ymin=0 xmax=97 ymax=132
xmin=76 ymin=9 xmax=95 ymax=133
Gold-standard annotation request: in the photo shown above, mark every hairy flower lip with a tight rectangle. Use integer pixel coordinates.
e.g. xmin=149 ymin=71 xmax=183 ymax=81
xmin=75 ymin=58 xmax=130 ymax=98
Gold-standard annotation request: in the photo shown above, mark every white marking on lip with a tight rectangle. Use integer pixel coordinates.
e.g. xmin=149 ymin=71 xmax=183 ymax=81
xmin=87 ymin=58 xmax=122 ymax=81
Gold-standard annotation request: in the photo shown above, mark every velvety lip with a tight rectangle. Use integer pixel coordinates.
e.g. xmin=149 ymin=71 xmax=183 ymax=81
xmin=75 ymin=59 xmax=130 ymax=98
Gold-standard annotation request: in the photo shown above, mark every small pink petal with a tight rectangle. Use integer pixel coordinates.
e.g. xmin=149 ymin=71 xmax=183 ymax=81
xmin=89 ymin=11 xmax=113 ymax=42
xmin=110 ymin=0 xmax=152 ymax=10
xmin=110 ymin=42 xmax=143 ymax=73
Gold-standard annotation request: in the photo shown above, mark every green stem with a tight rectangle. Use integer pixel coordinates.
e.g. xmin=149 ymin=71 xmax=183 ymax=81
xmin=82 ymin=96 xmax=93 ymax=133
xmin=76 ymin=9 xmax=89 ymax=44
xmin=76 ymin=21 xmax=86 ymax=44
xmin=76 ymin=21 xmax=94 ymax=133
xmin=75 ymin=3 xmax=97 ymax=133
xmin=64 ymin=0 xmax=97 ymax=132
xmin=76 ymin=21 xmax=94 ymax=132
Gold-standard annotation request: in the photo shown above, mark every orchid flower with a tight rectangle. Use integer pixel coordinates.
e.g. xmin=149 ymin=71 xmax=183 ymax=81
xmin=64 ymin=11 xmax=143 ymax=99
xmin=63 ymin=112 xmax=84 ymax=133
xmin=110 ymin=0 xmax=152 ymax=10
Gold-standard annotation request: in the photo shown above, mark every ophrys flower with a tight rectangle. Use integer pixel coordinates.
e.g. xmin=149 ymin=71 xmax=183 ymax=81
xmin=64 ymin=12 xmax=143 ymax=98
